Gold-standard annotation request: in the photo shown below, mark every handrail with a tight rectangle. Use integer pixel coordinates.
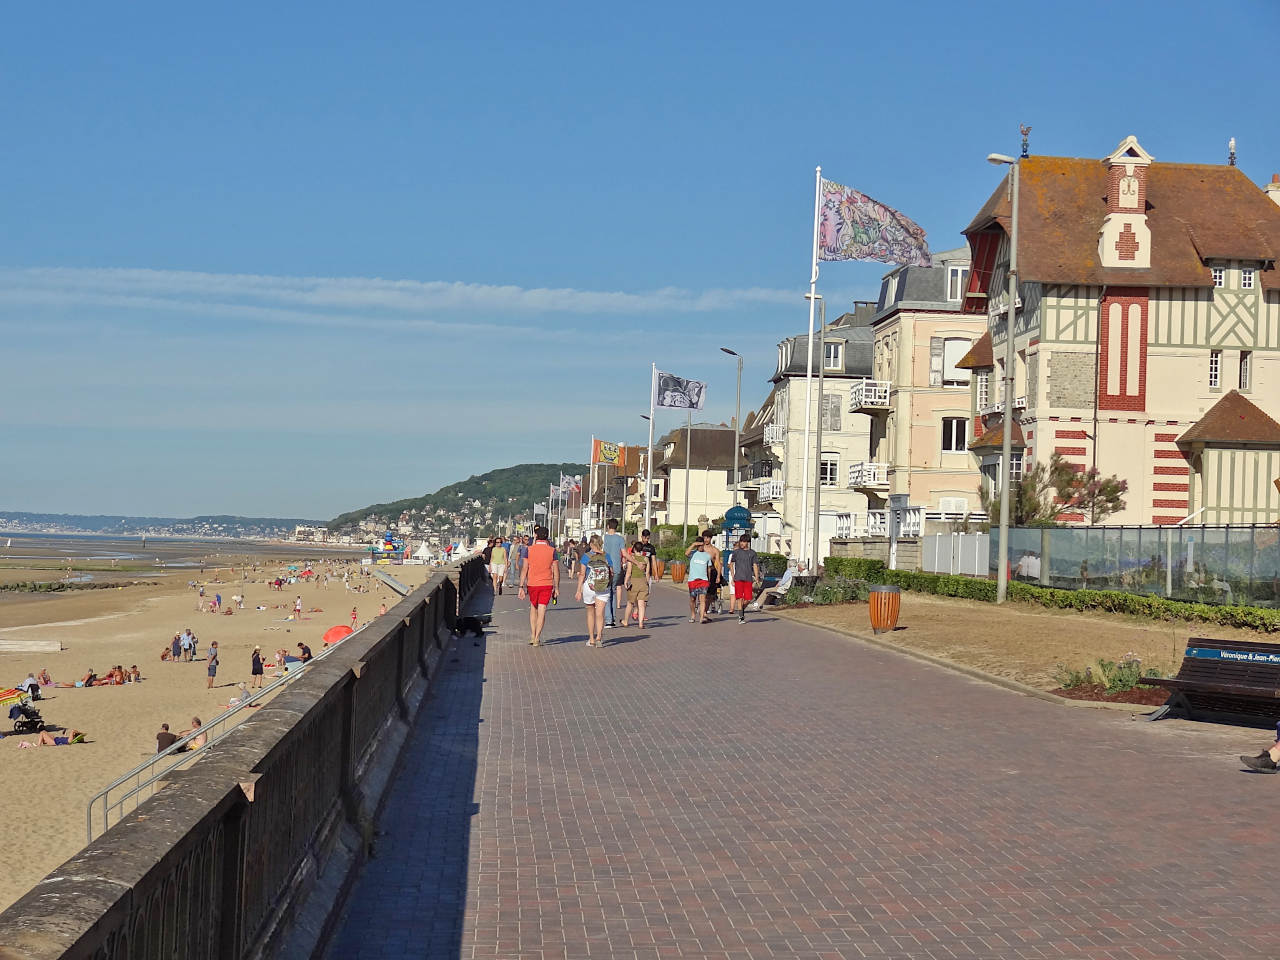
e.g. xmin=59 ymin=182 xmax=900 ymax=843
xmin=84 ymin=559 xmax=466 ymax=841
xmin=84 ymin=620 xmax=372 ymax=842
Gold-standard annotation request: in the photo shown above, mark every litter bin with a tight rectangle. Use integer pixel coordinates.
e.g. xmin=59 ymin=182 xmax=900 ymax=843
xmin=868 ymin=584 xmax=901 ymax=634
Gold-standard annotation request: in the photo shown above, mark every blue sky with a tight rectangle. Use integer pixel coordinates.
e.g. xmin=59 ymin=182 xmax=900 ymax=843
xmin=3 ymin=0 xmax=1278 ymax=518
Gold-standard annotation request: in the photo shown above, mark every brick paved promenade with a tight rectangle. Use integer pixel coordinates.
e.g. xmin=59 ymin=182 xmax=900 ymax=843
xmin=326 ymin=576 xmax=1280 ymax=959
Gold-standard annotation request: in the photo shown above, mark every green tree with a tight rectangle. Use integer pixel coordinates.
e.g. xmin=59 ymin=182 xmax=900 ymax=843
xmin=979 ymin=452 xmax=1126 ymax=526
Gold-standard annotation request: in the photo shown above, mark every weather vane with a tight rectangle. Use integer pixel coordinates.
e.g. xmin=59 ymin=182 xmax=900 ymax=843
xmin=1020 ymin=123 xmax=1032 ymax=159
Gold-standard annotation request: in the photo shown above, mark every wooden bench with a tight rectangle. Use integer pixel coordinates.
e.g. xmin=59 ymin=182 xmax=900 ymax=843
xmin=1141 ymin=638 xmax=1280 ymax=723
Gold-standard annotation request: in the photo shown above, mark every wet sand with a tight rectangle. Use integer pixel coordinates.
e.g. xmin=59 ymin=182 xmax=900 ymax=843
xmin=0 ymin=555 xmax=442 ymax=912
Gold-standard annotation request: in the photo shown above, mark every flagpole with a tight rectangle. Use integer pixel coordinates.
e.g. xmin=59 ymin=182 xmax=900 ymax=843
xmin=645 ymin=364 xmax=656 ymax=534
xmin=799 ymin=164 xmax=821 ymax=567
xmin=588 ymin=436 xmax=596 ymax=534
xmin=683 ymin=410 xmax=692 ymax=544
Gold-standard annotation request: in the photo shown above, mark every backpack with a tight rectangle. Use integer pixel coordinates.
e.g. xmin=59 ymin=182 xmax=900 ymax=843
xmin=586 ymin=554 xmax=612 ymax=592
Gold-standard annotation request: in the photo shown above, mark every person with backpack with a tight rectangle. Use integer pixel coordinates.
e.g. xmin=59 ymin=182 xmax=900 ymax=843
xmin=575 ymin=534 xmax=613 ymax=648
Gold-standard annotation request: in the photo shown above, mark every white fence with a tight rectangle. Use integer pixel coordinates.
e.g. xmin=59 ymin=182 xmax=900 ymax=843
xmin=922 ymin=532 xmax=990 ymax=576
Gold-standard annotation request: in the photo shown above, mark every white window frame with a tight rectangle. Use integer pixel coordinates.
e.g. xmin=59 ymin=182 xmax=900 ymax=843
xmin=1242 ymin=268 xmax=1255 ymax=290
xmin=941 ymin=416 xmax=968 ymax=453
xmin=1212 ymin=266 xmax=1225 ymax=287
xmin=1209 ymin=350 xmax=1222 ymax=390
xmin=942 ymin=338 xmax=972 ymax=387
xmin=819 ymin=453 xmax=840 ymax=487
xmin=1240 ymin=351 xmax=1252 ymax=391
xmin=823 ymin=341 xmax=843 ymax=371
xmin=976 ymin=372 xmax=990 ymax=408
xmin=1008 ymin=454 xmax=1025 ymax=483
xmin=947 ymin=266 xmax=970 ymax=302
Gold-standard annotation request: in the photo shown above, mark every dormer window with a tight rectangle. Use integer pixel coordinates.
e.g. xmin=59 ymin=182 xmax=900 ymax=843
xmin=884 ymin=274 xmax=898 ymax=304
xmin=823 ymin=341 xmax=843 ymax=371
xmin=1212 ymin=267 xmax=1225 ymax=287
xmin=947 ymin=266 xmax=970 ymax=301
xmin=1242 ymin=268 xmax=1255 ymax=289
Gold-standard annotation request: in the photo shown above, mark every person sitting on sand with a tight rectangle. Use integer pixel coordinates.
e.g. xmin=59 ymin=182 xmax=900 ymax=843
xmin=297 ymin=642 xmax=313 ymax=663
xmin=156 ymin=723 xmax=178 ymax=752
xmin=80 ymin=669 xmax=98 ymax=687
xmin=129 ymin=665 xmax=141 ymax=683
xmin=161 ymin=646 xmax=172 ymax=662
xmin=178 ymin=717 xmax=206 ymax=749
xmin=37 ymin=669 xmax=52 ymax=687
xmin=19 ymin=673 xmax=41 ymax=700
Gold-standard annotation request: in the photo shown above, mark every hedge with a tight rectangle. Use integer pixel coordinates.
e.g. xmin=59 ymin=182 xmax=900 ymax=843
xmin=823 ymin=556 xmax=1280 ymax=632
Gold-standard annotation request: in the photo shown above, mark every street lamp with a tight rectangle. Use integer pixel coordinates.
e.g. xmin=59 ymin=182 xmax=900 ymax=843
xmin=720 ymin=347 xmax=743 ymax=506
xmin=988 ymin=152 xmax=1020 ymax=604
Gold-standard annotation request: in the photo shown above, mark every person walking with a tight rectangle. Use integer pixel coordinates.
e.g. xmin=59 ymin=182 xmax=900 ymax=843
xmin=623 ymin=539 xmax=650 ymax=629
xmin=686 ymin=536 xmax=716 ymax=624
xmin=518 ymin=525 xmax=559 ymax=647
xmin=206 ymin=641 xmax=219 ymax=689
xmin=601 ymin=519 xmax=626 ymax=628
xmin=293 ymin=596 xmax=303 ymax=620
xmin=634 ymin=529 xmax=657 ymax=583
xmin=575 ymin=534 xmax=613 ymax=648
xmin=728 ymin=535 xmax=761 ymax=624
xmin=690 ymin=528 xmax=724 ymax=617
xmin=250 ymin=646 xmax=264 ymax=689
xmin=490 ymin=537 xmax=508 ymax=595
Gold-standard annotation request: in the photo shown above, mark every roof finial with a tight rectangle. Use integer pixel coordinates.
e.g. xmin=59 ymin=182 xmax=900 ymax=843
xmin=1020 ymin=123 xmax=1032 ymax=159
xmin=1229 ymin=136 xmax=1237 ymax=166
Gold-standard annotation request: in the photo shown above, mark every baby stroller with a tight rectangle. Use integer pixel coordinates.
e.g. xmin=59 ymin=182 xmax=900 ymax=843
xmin=9 ymin=698 xmax=45 ymax=735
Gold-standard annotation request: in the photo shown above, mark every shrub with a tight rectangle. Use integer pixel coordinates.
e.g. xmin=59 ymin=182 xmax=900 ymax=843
xmin=755 ymin=552 xmax=789 ymax=576
xmin=823 ymin=557 xmax=1280 ymax=632
xmin=809 ymin=577 xmax=869 ymax=605
xmin=1051 ymin=663 xmax=1091 ymax=689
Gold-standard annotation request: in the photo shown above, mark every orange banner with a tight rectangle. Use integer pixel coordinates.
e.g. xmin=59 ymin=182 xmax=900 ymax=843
xmin=592 ymin=439 xmax=623 ymax=465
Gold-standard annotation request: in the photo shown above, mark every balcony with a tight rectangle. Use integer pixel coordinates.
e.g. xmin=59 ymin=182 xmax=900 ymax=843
xmin=759 ymin=479 xmax=785 ymax=502
xmin=847 ymin=461 xmax=889 ymax=491
xmin=738 ymin=463 xmax=773 ymax=489
xmin=763 ymin=424 xmax=786 ymax=445
xmin=849 ymin=379 xmax=891 ymax=411
xmin=867 ymin=507 xmax=923 ymax=538
xmin=979 ymin=395 xmax=1027 ymax=418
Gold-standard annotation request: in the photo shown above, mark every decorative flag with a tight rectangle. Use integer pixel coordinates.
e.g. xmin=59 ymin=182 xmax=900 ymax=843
xmin=592 ymin=440 xmax=624 ymax=465
xmin=818 ymin=179 xmax=931 ymax=266
xmin=653 ymin=370 xmax=707 ymax=410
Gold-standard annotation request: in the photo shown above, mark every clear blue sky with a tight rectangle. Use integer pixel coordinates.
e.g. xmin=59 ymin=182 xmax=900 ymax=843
xmin=3 ymin=0 xmax=1277 ymax=519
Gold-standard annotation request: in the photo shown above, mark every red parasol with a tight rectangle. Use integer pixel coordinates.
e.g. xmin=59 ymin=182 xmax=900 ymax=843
xmin=322 ymin=625 xmax=353 ymax=645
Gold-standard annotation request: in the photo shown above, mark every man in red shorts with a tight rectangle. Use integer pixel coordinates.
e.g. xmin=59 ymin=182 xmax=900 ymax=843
xmin=728 ymin=535 xmax=761 ymax=624
xmin=518 ymin=525 xmax=559 ymax=646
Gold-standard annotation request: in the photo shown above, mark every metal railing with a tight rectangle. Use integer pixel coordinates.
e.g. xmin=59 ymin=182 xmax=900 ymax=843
xmin=760 ymin=478 xmax=785 ymax=501
xmin=0 ymin=556 xmax=484 ymax=960
xmin=85 ymin=627 xmax=366 ymax=842
xmin=849 ymin=379 xmax=891 ymax=410
xmin=979 ymin=394 xmax=1027 ymax=417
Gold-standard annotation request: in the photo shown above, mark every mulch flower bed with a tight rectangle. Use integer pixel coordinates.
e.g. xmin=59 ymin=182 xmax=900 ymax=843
xmin=1049 ymin=682 xmax=1168 ymax=706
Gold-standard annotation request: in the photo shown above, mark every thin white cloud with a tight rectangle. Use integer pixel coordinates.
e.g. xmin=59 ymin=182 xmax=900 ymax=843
xmin=0 ymin=266 xmax=800 ymax=318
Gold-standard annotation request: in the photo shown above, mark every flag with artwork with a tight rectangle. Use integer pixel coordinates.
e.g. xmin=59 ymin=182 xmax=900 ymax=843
xmin=592 ymin=440 xmax=624 ymax=465
xmin=652 ymin=369 xmax=707 ymax=410
xmin=818 ymin=179 xmax=931 ymax=266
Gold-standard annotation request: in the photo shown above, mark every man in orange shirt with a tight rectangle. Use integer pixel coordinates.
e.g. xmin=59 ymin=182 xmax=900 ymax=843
xmin=518 ymin=525 xmax=559 ymax=647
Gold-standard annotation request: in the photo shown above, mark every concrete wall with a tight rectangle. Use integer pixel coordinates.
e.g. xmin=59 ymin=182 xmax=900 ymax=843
xmin=0 ymin=558 xmax=487 ymax=960
xmin=827 ymin=537 xmax=922 ymax=571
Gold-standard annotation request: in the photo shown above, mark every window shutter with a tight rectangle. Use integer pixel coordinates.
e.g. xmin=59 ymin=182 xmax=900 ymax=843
xmin=821 ymin=392 xmax=841 ymax=432
xmin=929 ymin=337 xmax=944 ymax=387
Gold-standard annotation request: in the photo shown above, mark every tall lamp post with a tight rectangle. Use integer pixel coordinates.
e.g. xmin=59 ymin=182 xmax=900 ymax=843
xmin=988 ymin=152 xmax=1020 ymax=605
xmin=720 ymin=347 xmax=743 ymax=506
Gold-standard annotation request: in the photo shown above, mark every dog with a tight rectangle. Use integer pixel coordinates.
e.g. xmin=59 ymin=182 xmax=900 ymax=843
xmin=453 ymin=617 xmax=485 ymax=638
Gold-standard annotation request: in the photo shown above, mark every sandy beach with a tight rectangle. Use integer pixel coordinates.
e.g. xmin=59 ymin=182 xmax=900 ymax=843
xmin=0 ymin=553 xmax=442 ymax=912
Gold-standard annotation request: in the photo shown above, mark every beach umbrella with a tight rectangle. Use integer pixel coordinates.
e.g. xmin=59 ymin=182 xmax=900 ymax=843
xmin=322 ymin=625 xmax=353 ymax=645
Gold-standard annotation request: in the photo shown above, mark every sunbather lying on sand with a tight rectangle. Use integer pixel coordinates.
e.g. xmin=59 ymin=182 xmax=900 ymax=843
xmin=19 ymin=729 xmax=85 ymax=747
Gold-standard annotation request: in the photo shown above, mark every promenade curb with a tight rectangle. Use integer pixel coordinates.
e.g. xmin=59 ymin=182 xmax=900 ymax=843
xmin=777 ymin=607 xmax=1152 ymax=713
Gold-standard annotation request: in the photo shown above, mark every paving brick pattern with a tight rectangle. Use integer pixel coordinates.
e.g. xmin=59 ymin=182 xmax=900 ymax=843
xmin=327 ymin=579 xmax=1280 ymax=959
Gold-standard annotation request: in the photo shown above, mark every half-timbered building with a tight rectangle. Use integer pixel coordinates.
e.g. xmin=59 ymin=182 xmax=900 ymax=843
xmin=960 ymin=136 xmax=1280 ymax=524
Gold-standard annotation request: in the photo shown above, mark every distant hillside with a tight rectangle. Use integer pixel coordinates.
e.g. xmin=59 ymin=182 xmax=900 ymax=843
xmin=328 ymin=463 xmax=588 ymax=530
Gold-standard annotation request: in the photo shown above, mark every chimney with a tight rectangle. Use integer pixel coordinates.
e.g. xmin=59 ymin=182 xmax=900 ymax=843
xmin=1099 ymin=136 xmax=1154 ymax=269
xmin=1266 ymin=173 xmax=1280 ymax=209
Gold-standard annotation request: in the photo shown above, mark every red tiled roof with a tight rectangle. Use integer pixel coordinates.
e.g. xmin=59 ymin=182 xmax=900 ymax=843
xmin=956 ymin=330 xmax=993 ymax=369
xmin=968 ymin=417 xmax=1026 ymax=451
xmin=964 ymin=154 xmax=1280 ymax=290
xmin=1178 ymin=391 xmax=1280 ymax=446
